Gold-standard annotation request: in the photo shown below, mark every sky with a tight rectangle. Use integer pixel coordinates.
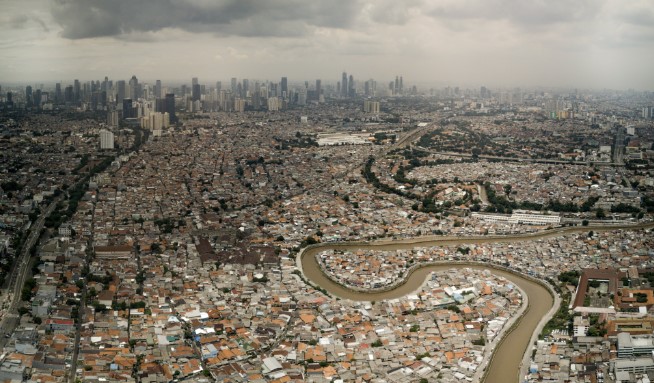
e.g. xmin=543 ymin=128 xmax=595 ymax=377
xmin=1 ymin=0 xmax=653 ymax=90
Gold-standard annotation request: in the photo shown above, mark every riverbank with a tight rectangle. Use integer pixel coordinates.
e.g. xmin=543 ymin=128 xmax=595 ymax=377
xmin=295 ymin=223 xmax=654 ymax=382
xmin=298 ymin=248 xmax=556 ymax=383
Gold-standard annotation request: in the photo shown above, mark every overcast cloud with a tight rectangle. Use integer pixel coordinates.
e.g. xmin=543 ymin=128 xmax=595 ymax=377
xmin=0 ymin=0 xmax=653 ymax=89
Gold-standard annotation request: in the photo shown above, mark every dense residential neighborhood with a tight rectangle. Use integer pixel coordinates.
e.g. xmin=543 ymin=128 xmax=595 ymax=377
xmin=1 ymin=79 xmax=654 ymax=383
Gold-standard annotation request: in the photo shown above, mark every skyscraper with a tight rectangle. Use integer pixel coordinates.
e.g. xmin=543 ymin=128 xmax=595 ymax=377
xmin=242 ymin=79 xmax=249 ymax=97
xmin=348 ymin=74 xmax=354 ymax=98
xmin=315 ymin=79 xmax=322 ymax=102
xmin=122 ymin=98 xmax=133 ymax=119
xmin=281 ymin=77 xmax=288 ymax=98
xmin=342 ymin=72 xmax=348 ymax=98
xmin=34 ymin=89 xmax=42 ymax=108
xmin=73 ymin=79 xmax=81 ymax=102
xmin=231 ymin=78 xmax=237 ymax=93
xmin=55 ymin=83 xmax=62 ymax=104
xmin=25 ymin=86 xmax=33 ymax=108
xmin=192 ymin=78 xmax=201 ymax=101
xmin=129 ymin=75 xmax=139 ymax=99
xmin=64 ymin=86 xmax=74 ymax=103
xmin=364 ymin=79 xmax=376 ymax=97
xmin=155 ymin=80 xmax=162 ymax=99
xmin=116 ymin=81 xmax=126 ymax=103
xmin=164 ymin=93 xmax=176 ymax=123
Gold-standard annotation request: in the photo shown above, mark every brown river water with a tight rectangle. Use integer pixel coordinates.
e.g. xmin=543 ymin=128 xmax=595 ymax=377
xmin=299 ymin=224 xmax=654 ymax=381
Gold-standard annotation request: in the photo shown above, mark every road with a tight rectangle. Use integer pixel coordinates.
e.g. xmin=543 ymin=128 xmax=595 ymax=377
xmin=0 ymin=178 xmax=89 ymax=345
xmin=393 ymin=123 xmax=436 ymax=149
xmin=0 ymin=195 xmax=62 ymax=340
xmin=68 ymin=199 xmax=96 ymax=383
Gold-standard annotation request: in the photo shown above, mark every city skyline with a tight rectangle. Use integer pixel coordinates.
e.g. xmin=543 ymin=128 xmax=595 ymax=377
xmin=1 ymin=0 xmax=654 ymax=89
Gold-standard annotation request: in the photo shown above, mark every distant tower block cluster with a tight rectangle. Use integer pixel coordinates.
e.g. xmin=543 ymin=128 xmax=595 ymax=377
xmin=643 ymin=106 xmax=654 ymax=119
xmin=140 ymin=112 xmax=170 ymax=136
xmin=391 ymin=75 xmax=403 ymax=95
xmin=363 ymin=100 xmax=380 ymax=113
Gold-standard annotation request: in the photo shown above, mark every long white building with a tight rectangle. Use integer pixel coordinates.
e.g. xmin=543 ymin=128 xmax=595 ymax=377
xmin=471 ymin=211 xmax=561 ymax=225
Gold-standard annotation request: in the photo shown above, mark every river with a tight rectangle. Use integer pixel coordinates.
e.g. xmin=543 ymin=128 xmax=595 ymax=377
xmin=298 ymin=223 xmax=654 ymax=382
xmin=301 ymin=247 xmax=552 ymax=382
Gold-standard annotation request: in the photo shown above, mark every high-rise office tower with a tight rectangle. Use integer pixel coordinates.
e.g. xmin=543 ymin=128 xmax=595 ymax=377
xmin=34 ymin=89 xmax=42 ymax=108
xmin=122 ymin=98 xmax=133 ymax=119
xmin=365 ymin=80 xmax=375 ymax=97
xmin=315 ymin=79 xmax=321 ymax=102
xmin=342 ymin=72 xmax=348 ymax=97
xmin=155 ymin=80 xmax=162 ymax=99
xmin=192 ymin=82 xmax=201 ymax=101
xmin=64 ymin=86 xmax=74 ymax=103
xmin=74 ymin=79 xmax=81 ymax=102
xmin=129 ymin=75 xmax=139 ymax=99
xmin=231 ymin=78 xmax=237 ymax=93
xmin=399 ymin=76 xmax=403 ymax=94
xmin=215 ymin=81 xmax=222 ymax=92
xmin=165 ymin=93 xmax=176 ymax=123
xmin=192 ymin=77 xmax=198 ymax=86
xmin=55 ymin=83 xmax=62 ymax=104
xmin=297 ymin=88 xmax=307 ymax=105
xmin=281 ymin=77 xmax=288 ymax=98
xmin=82 ymin=82 xmax=90 ymax=102
xmin=116 ymin=81 xmax=126 ymax=103
xmin=25 ymin=86 xmax=33 ymax=107
xmin=242 ymin=79 xmax=249 ymax=97
xmin=348 ymin=74 xmax=354 ymax=98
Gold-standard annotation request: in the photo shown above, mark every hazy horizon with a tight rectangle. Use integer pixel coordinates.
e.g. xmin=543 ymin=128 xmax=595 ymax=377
xmin=1 ymin=0 xmax=653 ymax=90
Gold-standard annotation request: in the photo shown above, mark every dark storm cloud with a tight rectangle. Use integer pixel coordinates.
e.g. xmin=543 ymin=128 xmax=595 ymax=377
xmin=51 ymin=0 xmax=362 ymax=39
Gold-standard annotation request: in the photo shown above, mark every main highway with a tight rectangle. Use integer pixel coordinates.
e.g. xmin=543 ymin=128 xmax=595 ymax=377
xmin=0 ymin=194 xmax=63 ymax=346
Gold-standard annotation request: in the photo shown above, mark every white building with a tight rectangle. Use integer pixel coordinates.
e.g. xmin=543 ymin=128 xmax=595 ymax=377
xmin=471 ymin=211 xmax=561 ymax=226
xmin=267 ymin=97 xmax=280 ymax=111
xmin=100 ymin=129 xmax=114 ymax=150
xmin=573 ymin=316 xmax=589 ymax=337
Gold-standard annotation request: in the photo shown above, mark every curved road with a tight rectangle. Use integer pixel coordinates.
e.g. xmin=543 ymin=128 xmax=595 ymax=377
xmin=297 ymin=222 xmax=654 ymax=382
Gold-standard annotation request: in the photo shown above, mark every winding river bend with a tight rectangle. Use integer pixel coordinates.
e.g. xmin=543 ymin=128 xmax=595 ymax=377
xmin=298 ymin=223 xmax=654 ymax=382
